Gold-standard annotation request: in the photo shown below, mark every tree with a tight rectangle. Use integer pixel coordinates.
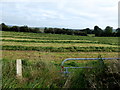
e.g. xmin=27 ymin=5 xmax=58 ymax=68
xmin=66 ymin=29 xmax=74 ymax=35
xmin=10 ymin=26 xmax=20 ymax=32
xmin=33 ymin=28 xmax=41 ymax=33
xmin=44 ymin=27 xmax=54 ymax=34
xmin=93 ymin=26 xmax=103 ymax=36
xmin=116 ymin=28 xmax=120 ymax=37
xmin=73 ymin=30 xmax=87 ymax=36
xmin=44 ymin=27 xmax=47 ymax=33
xmin=19 ymin=26 xmax=29 ymax=32
xmin=61 ymin=28 xmax=67 ymax=34
xmin=54 ymin=28 xmax=64 ymax=34
xmin=82 ymin=28 xmax=92 ymax=34
xmin=48 ymin=28 xmax=54 ymax=34
xmin=104 ymin=26 xmax=113 ymax=36
xmin=1 ymin=23 xmax=10 ymax=31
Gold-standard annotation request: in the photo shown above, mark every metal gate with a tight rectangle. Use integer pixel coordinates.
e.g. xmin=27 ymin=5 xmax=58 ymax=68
xmin=61 ymin=58 xmax=120 ymax=74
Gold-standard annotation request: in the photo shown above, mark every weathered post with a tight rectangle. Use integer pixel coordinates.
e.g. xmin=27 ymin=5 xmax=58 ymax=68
xmin=16 ymin=59 xmax=22 ymax=79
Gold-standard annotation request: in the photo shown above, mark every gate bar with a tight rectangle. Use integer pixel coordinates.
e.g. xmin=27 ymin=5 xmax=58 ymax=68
xmin=61 ymin=58 xmax=120 ymax=66
xmin=61 ymin=58 xmax=120 ymax=73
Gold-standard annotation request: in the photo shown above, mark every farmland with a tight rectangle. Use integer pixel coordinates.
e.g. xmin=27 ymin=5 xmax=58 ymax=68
xmin=1 ymin=31 xmax=120 ymax=88
xmin=1 ymin=31 xmax=119 ymax=52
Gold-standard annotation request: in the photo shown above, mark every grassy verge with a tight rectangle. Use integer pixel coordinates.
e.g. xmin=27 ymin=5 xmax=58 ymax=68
xmin=2 ymin=58 xmax=120 ymax=88
xmin=2 ymin=59 xmax=66 ymax=88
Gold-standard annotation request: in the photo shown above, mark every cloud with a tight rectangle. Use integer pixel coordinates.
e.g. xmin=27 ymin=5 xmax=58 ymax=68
xmin=119 ymin=1 xmax=120 ymax=28
xmin=1 ymin=0 xmax=119 ymax=28
xmin=0 ymin=0 xmax=59 ymax=3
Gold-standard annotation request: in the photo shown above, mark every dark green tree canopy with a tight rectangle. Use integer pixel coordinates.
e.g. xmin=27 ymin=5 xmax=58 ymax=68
xmin=93 ymin=26 xmax=103 ymax=36
xmin=1 ymin=23 xmax=10 ymax=31
xmin=104 ymin=26 xmax=113 ymax=36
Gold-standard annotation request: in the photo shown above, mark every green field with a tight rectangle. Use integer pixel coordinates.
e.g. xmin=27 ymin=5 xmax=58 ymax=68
xmin=1 ymin=31 xmax=119 ymax=52
xmin=1 ymin=31 xmax=120 ymax=88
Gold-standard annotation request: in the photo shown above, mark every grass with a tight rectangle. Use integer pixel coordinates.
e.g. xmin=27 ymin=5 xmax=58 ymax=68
xmin=2 ymin=45 xmax=119 ymax=52
xmin=2 ymin=41 xmax=118 ymax=47
xmin=2 ymin=50 xmax=119 ymax=66
xmin=1 ymin=31 xmax=119 ymax=52
xmin=1 ymin=31 xmax=120 ymax=88
xmin=1 ymin=31 xmax=119 ymax=45
xmin=2 ymin=39 xmax=101 ymax=44
xmin=66 ymin=59 xmax=120 ymax=88
xmin=2 ymin=57 xmax=120 ymax=88
xmin=2 ymin=58 xmax=66 ymax=88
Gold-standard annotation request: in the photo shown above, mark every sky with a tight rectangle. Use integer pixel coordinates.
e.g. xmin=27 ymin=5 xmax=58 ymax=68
xmin=0 ymin=0 xmax=119 ymax=29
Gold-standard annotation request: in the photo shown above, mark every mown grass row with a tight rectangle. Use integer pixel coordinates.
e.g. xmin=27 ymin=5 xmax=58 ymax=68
xmin=2 ymin=45 xmax=119 ymax=52
xmin=2 ymin=34 xmax=118 ymax=43
xmin=2 ymin=39 xmax=98 ymax=43
xmin=3 ymin=42 xmax=118 ymax=48
xmin=2 ymin=35 xmax=119 ymax=45
xmin=2 ymin=39 xmax=118 ymax=46
xmin=2 ymin=31 xmax=119 ymax=45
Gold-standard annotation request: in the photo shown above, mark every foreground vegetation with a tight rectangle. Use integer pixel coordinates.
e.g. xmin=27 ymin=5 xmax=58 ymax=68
xmin=2 ymin=57 xmax=120 ymax=88
xmin=1 ymin=31 xmax=120 ymax=88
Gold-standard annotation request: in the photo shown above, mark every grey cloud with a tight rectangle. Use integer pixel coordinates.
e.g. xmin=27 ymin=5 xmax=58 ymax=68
xmin=1 ymin=0 xmax=119 ymax=28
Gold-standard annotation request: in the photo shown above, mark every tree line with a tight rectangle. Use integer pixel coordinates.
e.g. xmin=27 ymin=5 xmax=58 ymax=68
xmin=93 ymin=26 xmax=120 ymax=37
xmin=1 ymin=23 xmax=41 ymax=33
xmin=44 ymin=27 xmax=87 ymax=36
xmin=0 ymin=23 xmax=87 ymax=36
xmin=1 ymin=23 xmax=120 ymax=37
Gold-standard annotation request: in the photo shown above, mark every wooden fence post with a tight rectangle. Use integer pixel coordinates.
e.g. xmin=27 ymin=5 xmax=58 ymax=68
xmin=16 ymin=59 xmax=22 ymax=79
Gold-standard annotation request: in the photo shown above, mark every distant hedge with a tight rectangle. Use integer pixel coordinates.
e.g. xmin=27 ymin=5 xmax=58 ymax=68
xmin=44 ymin=27 xmax=87 ymax=36
xmin=1 ymin=23 xmax=42 ymax=33
xmin=1 ymin=23 xmax=120 ymax=37
xmin=1 ymin=23 xmax=87 ymax=36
